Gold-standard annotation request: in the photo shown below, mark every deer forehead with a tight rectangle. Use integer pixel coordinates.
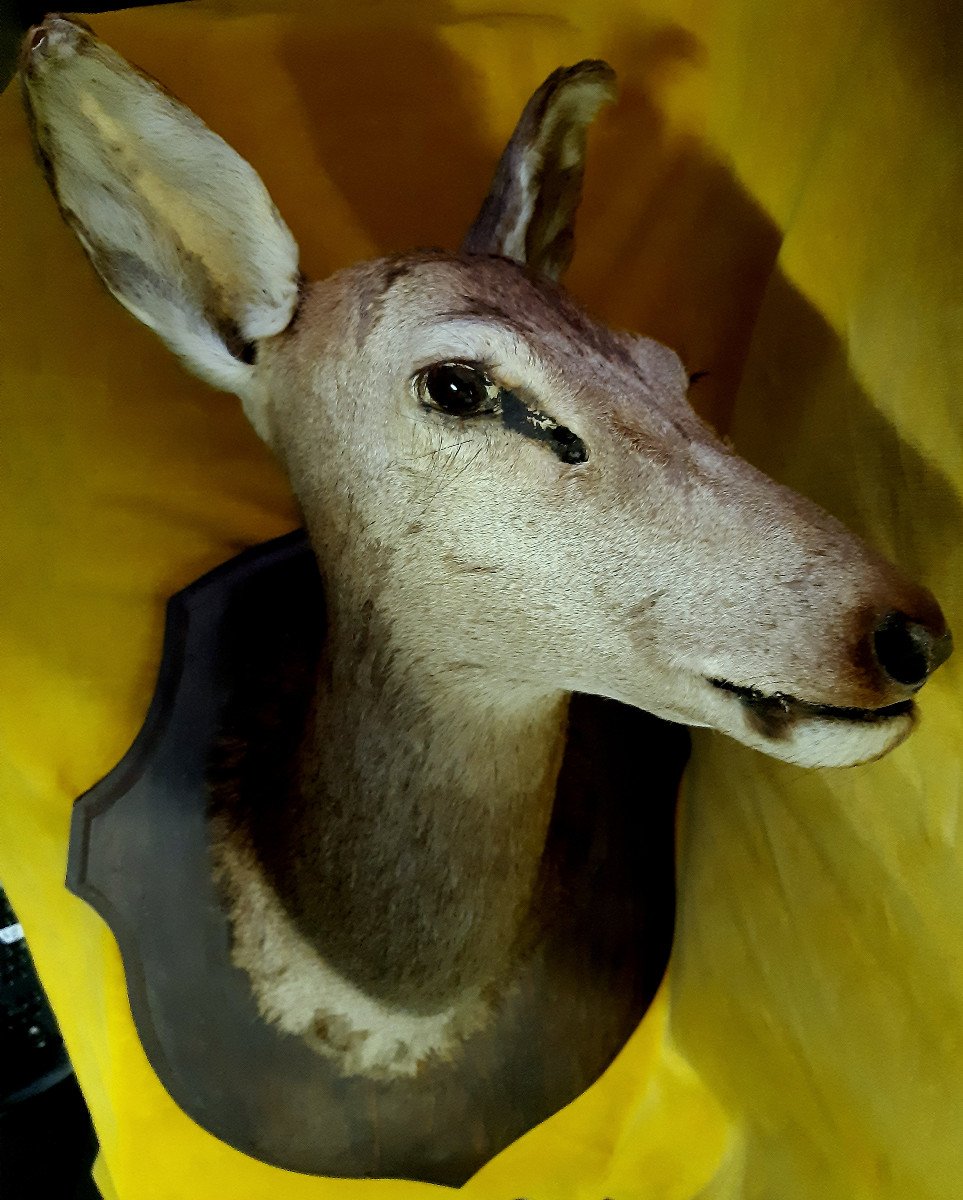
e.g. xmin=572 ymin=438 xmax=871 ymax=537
xmin=283 ymin=254 xmax=697 ymax=453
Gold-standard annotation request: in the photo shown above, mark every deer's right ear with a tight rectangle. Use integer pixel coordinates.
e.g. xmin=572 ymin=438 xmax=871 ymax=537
xmin=20 ymin=17 xmax=299 ymax=428
xmin=462 ymin=61 xmax=616 ymax=282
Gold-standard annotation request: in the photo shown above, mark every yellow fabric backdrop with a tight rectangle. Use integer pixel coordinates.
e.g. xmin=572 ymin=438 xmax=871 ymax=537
xmin=1 ymin=2 xmax=960 ymax=1197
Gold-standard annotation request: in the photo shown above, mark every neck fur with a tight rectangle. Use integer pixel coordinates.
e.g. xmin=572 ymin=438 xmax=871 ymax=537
xmin=209 ymin=538 xmax=678 ymax=1082
xmin=255 ymin=584 xmax=569 ymax=1016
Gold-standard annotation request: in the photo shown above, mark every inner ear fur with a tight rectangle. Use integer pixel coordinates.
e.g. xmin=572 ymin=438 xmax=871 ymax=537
xmin=461 ymin=60 xmax=616 ymax=282
xmin=20 ymin=15 xmax=300 ymax=397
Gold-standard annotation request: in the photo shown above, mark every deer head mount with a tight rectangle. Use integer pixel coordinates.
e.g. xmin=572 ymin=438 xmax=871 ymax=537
xmin=21 ymin=16 xmax=952 ymax=1088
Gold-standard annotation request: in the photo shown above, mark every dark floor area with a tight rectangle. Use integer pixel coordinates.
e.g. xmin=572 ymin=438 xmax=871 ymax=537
xmin=0 ymin=1073 xmax=100 ymax=1199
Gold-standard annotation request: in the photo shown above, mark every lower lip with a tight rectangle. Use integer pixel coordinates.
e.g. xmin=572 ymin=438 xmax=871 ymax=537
xmin=708 ymin=677 xmax=914 ymax=738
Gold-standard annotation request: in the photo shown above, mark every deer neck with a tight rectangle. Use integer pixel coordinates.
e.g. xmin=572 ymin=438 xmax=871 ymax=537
xmin=258 ymin=577 xmax=569 ymax=1018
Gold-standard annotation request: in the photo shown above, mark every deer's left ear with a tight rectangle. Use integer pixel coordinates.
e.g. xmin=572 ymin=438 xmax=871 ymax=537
xmin=461 ymin=61 xmax=616 ymax=282
xmin=20 ymin=15 xmax=299 ymax=424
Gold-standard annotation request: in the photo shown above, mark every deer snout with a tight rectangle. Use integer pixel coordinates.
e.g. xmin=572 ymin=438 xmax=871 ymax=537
xmin=871 ymin=608 xmax=953 ymax=692
xmin=697 ymin=567 xmax=951 ymax=768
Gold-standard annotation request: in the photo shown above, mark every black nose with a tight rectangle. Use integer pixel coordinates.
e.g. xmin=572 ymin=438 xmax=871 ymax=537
xmin=873 ymin=611 xmax=953 ymax=689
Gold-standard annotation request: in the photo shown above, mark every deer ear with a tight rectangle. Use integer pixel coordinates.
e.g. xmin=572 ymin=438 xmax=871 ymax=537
xmin=20 ymin=17 xmax=299 ymax=413
xmin=461 ymin=61 xmax=616 ymax=282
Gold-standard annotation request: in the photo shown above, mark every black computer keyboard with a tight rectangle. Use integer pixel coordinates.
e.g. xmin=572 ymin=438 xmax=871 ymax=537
xmin=0 ymin=887 xmax=71 ymax=1106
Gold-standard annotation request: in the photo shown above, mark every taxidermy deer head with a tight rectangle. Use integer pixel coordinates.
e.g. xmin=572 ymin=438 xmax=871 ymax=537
xmin=20 ymin=15 xmax=952 ymax=1079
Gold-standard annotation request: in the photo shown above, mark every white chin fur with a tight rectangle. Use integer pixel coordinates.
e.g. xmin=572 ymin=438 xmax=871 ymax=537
xmin=621 ymin=679 xmax=916 ymax=769
xmin=722 ymin=707 xmax=916 ymax=768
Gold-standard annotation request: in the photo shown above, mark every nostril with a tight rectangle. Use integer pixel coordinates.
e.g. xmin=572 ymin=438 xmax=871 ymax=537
xmin=872 ymin=611 xmax=951 ymax=689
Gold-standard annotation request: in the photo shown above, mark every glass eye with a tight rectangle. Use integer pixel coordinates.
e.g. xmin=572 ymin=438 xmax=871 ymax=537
xmin=417 ymin=363 xmax=499 ymax=417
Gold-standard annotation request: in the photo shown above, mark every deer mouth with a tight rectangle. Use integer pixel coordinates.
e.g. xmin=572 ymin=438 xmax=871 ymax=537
xmin=708 ymin=677 xmax=915 ymax=738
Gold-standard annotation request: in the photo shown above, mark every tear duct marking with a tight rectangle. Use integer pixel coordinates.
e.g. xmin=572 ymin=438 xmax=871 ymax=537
xmin=499 ymin=388 xmax=587 ymax=464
